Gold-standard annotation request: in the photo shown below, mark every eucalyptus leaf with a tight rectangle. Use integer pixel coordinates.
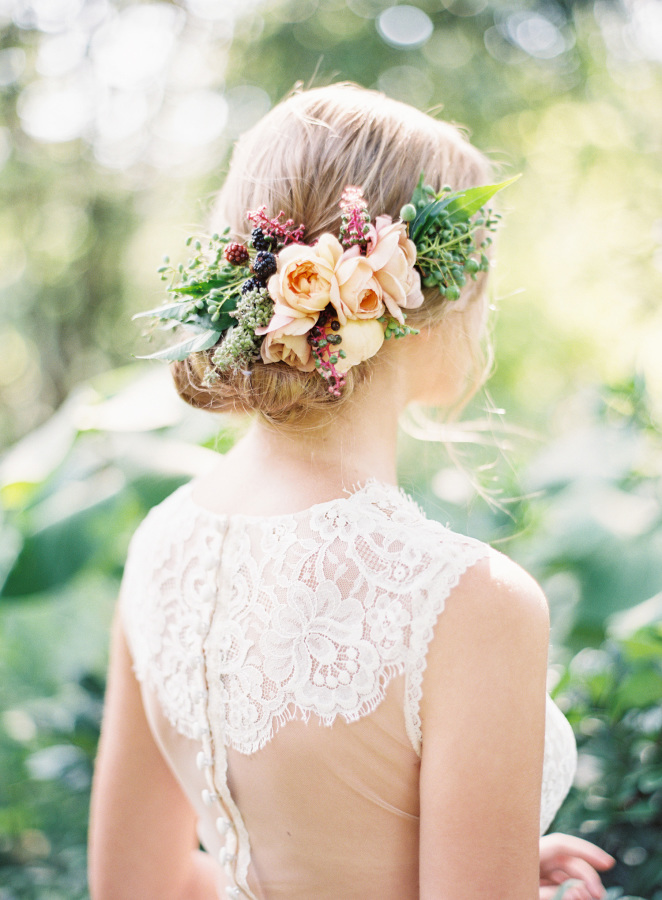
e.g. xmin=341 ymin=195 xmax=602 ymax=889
xmin=132 ymin=300 xmax=192 ymax=323
xmin=134 ymin=303 xmax=237 ymax=335
xmin=137 ymin=328 xmax=222 ymax=361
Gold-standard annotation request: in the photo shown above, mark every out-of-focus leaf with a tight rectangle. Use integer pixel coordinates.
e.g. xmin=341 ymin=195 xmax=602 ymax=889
xmin=637 ymin=769 xmax=662 ymax=793
xmin=1 ymin=487 xmax=126 ymax=598
xmin=614 ymin=670 xmax=662 ymax=716
xmin=609 ymin=595 xmax=662 ymax=641
xmin=0 ymin=514 xmax=23 ymax=595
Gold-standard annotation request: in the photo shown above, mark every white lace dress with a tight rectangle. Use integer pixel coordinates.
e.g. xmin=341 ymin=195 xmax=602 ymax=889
xmin=120 ymin=479 xmax=576 ymax=900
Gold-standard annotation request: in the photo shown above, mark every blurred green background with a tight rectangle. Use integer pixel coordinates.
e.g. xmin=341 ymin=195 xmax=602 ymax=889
xmin=1 ymin=1 xmax=661 ymax=898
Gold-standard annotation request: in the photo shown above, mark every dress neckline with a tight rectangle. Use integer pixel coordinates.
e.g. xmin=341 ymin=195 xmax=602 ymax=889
xmin=184 ymin=476 xmax=406 ymax=525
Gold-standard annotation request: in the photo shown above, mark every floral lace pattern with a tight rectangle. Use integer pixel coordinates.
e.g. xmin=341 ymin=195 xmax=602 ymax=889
xmin=120 ymin=477 xmax=577 ymax=882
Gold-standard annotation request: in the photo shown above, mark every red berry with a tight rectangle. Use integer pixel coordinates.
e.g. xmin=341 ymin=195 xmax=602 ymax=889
xmin=224 ymin=242 xmax=250 ymax=266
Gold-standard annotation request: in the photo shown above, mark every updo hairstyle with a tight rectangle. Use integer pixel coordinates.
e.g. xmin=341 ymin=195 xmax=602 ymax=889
xmin=172 ymin=84 xmax=494 ymax=426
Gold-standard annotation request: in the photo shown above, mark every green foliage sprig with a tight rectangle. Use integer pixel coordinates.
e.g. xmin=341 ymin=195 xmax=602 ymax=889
xmin=379 ymin=315 xmax=419 ymax=340
xmin=400 ymin=174 xmax=520 ymax=301
xmin=133 ymin=229 xmax=249 ymax=361
xmin=209 ymin=284 xmax=274 ymax=376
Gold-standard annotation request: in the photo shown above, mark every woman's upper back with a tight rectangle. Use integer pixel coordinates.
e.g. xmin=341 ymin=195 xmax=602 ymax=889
xmin=120 ymin=478 xmax=576 ymax=900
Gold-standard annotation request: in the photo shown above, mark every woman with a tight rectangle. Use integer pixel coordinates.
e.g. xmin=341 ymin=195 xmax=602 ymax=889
xmin=88 ymin=84 xmax=614 ymax=900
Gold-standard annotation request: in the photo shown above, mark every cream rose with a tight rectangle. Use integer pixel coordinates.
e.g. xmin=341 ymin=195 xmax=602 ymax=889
xmin=333 ymin=318 xmax=385 ymax=374
xmin=367 ymin=216 xmax=423 ymax=323
xmin=267 ymin=233 xmax=342 ymax=318
xmin=260 ymin=316 xmax=317 ymax=371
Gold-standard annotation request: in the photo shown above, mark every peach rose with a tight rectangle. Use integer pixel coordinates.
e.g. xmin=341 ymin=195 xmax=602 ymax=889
xmin=333 ymin=318 xmax=385 ymax=374
xmin=260 ymin=315 xmax=317 ymax=371
xmin=267 ymin=233 xmax=343 ymax=318
xmin=332 ymin=247 xmax=385 ymax=324
xmin=367 ymin=216 xmax=423 ymax=323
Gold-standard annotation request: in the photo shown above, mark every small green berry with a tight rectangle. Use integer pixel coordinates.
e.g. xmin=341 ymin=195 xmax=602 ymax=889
xmin=400 ymin=203 xmax=416 ymax=222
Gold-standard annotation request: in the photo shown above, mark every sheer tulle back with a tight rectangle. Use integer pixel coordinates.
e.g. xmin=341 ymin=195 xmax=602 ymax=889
xmin=142 ymin=674 xmax=420 ymax=899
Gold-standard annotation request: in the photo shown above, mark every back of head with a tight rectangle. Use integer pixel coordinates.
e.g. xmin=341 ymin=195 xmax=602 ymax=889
xmin=172 ymin=84 xmax=494 ymax=426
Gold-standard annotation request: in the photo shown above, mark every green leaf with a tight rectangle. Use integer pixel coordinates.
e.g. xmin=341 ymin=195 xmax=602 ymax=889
xmin=170 ymin=274 xmax=247 ymax=297
xmin=137 ymin=329 xmax=222 ymax=361
xmin=408 ymin=174 xmax=520 ymax=243
xmin=207 ymin=310 xmax=237 ymax=333
xmin=410 ymin=173 xmax=427 ymax=207
xmin=410 ymin=195 xmax=454 ymax=243
xmin=445 ymin=174 xmax=521 ymax=223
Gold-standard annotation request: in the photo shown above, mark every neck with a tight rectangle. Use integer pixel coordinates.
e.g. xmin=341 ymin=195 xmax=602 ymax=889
xmin=223 ymin=360 xmax=409 ymax=502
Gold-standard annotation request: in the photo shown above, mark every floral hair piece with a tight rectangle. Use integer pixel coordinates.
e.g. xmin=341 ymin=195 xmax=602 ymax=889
xmin=135 ymin=174 xmax=518 ymax=395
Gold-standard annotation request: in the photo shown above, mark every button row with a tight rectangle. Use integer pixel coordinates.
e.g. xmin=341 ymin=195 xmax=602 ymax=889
xmin=191 ymin=602 xmax=242 ymax=899
xmin=196 ymin=751 xmax=213 ymax=771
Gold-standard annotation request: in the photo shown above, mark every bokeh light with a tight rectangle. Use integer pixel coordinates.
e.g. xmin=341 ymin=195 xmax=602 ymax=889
xmin=377 ymin=5 xmax=433 ymax=49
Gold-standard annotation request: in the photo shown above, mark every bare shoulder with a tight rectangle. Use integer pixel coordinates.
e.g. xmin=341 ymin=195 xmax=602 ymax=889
xmin=420 ymin=547 xmax=550 ymax=727
xmin=446 ymin=546 xmax=550 ymax=632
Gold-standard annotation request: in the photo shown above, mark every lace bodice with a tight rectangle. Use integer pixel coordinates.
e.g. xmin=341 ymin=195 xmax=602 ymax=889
xmin=120 ymin=479 xmax=576 ymax=900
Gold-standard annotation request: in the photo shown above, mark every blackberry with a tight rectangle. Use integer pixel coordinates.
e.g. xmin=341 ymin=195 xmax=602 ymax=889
xmin=224 ymin=242 xmax=250 ymax=266
xmin=241 ymin=277 xmax=260 ymax=295
xmin=252 ymin=251 xmax=277 ymax=279
xmin=251 ymin=228 xmax=277 ymax=252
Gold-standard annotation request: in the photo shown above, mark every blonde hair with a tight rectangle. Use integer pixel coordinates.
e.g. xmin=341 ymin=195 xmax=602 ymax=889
xmin=172 ymin=83 xmax=494 ymax=426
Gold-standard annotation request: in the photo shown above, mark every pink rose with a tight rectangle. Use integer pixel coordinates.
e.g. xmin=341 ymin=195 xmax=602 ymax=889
xmin=367 ymin=216 xmax=423 ymax=324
